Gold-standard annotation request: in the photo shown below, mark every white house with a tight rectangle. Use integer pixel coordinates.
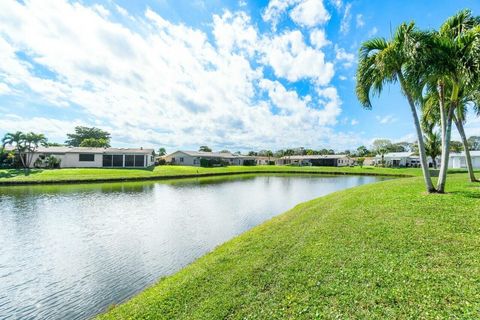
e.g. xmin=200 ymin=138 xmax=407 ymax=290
xmin=449 ymin=151 xmax=480 ymax=169
xmin=375 ymin=152 xmax=439 ymax=168
xmin=276 ymin=155 xmax=354 ymax=167
xmin=8 ymin=146 xmax=155 ymax=168
xmin=163 ymin=151 xmax=255 ymax=166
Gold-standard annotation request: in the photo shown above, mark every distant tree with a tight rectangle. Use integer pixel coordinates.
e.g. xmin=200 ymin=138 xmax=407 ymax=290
xmin=372 ymin=139 xmax=392 ymax=166
xmin=157 ymin=147 xmax=166 ymax=156
xmin=319 ymin=149 xmax=329 ymax=155
xmin=450 ymin=141 xmax=464 ymax=153
xmin=306 ymin=149 xmax=315 ymax=155
xmin=356 ymin=145 xmax=369 ymax=157
xmin=327 ymin=149 xmax=335 ymax=155
xmin=79 ymin=138 xmax=109 ymax=148
xmin=264 ymin=150 xmax=274 ymax=157
xmin=343 ymin=150 xmax=351 ymax=156
xmin=357 ymin=157 xmax=365 ymax=168
xmin=274 ymin=150 xmax=285 ymax=158
xmin=199 ymin=145 xmax=212 ymax=152
xmin=65 ymin=126 xmax=111 ymax=147
xmin=247 ymin=151 xmax=258 ymax=156
xmin=47 ymin=142 xmax=64 ymax=147
xmin=220 ymin=150 xmax=230 ymax=153
xmin=467 ymin=136 xmax=480 ymax=151
xmin=389 ymin=142 xmax=409 ymax=152
xmin=284 ymin=149 xmax=295 ymax=156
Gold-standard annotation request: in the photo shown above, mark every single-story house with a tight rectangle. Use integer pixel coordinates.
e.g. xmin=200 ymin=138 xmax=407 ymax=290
xmin=276 ymin=155 xmax=354 ymax=167
xmin=449 ymin=151 xmax=480 ymax=169
xmin=375 ymin=152 xmax=439 ymax=168
xmin=163 ymin=151 xmax=255 ymax=166
xmin=5 ymin=146 xmax=155 ymax=168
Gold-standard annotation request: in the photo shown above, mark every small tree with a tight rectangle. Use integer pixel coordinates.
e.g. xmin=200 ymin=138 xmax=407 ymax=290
xmin=65 ymin=126 xmax=111 ymax=147
xmin=357 ymin=157 xmax=365 ymax=168
xmin=372 ymin=139 xmax=392 ymax=166
xmin=79 ymin=138 xmax=109 ymax=148
xmin=467 ymin=136 xmax=480 ymax=151
xmin=157 ymin=148 xmax=166 ymax=156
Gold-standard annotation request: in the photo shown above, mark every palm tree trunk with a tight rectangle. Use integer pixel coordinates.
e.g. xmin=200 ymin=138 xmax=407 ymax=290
xmin=399 ymin=73 xmax=435 ymax=193
xmin=453 ymin=115 xmax=477 ymax=182
xmin=437 ymin=106 xmax=454 ymax=193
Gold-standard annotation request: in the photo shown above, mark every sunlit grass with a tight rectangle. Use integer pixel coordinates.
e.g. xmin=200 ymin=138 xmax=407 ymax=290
xmin=0 ymin=165 xmax=421 ymax=183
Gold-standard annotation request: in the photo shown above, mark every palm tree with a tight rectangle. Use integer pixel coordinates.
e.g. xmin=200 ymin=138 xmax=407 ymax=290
xmin=356 ymin=23 xmax=436 ymax=192
xmin=23 ymin=132 xmax=47 ymax=168
xmin=2 ymin=131 xmax=27 ymax=168
xmin=421 ymin=10 xmax=480 ymax=192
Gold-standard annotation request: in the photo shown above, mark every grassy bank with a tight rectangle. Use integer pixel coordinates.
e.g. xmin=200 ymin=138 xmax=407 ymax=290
xmin=98 ymin=174 xmax=480 ymax=319
xmin=0 ymin=165 xmax=420 ymax=185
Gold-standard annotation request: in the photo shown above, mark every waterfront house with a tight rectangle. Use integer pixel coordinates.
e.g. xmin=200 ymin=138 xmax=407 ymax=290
xmin=449 ymin=151 xmax=480 ymax=169
xmin=375 ymin=152 xmax=439 ymax=168
xmin=276 ymin=155 xmax=354 ymax=167
xmin=9 ymin=146 xmax=155 ymax=168
xmin=164 ymin=150 xmax=255 ymax=166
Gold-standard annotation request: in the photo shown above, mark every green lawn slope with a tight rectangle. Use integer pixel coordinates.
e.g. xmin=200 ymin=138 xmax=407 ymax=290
xmin=0 ymin=165 xmax=420 ymax=184
xmin=97 ymin=174 xmax=480 ymax=319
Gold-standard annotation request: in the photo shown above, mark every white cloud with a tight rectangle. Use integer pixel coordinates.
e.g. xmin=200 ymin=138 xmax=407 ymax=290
xmin=339 ymin=75 xmax=347 ymax=80
xmin=309 ymin=28 xmax=330 ymax=48
xmin=261 ymin=30 xmax=334 ymax=84
xmin=351 ymin=119 xmax=359 ymax=125
xmin=263 ymin=0 xmax=330 ymax=29
xmin=340 ymin=3 xmax=352 ymax=34
xmin=0 ymin=0 xmax=348 ymax=150
xmin=376 ymin=115 xmax=397 ymax=124
xmin=335 ymin=45 xmax=355 ymax=68
xmin=355 ymin=14 xmax=364 ymax=28
xmin=330 ymin=0 xmax=342 ymax=10
xmin=368 ymin=27 xmax=378 ymax=37
xmin=290 ymin=0 xmax=330 ymax=28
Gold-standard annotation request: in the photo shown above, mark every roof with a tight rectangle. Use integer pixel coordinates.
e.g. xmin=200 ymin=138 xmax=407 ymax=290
xmin=280 ymin=154 xmax=349 ymax=160
xmin=3 ymin=146 xmax=154 ymax=154
xmin=450 ymin=151 xmax=480 ymax=157
xmin=378 ymin=152 xmax=415 ymax=158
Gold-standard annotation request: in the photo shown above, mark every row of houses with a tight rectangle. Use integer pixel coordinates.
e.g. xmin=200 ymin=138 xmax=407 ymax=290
xmin=3 ymin=146 xmax=480 ymax=169
xmin=163 ymin=151 xmax=355 ymax=167
xmin=368 ymin=151 xmax=480 ymax=169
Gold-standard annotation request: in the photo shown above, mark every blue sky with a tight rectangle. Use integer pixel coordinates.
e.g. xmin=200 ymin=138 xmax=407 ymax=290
xmin=0 ymin=0 xmax=479 ymax=152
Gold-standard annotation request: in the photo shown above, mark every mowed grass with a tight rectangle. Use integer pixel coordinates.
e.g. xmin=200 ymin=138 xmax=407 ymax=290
xmin=97 ymin=174 xmax=480 ymax=319
xmin=0 ymin=165 xmax=421 ymax=183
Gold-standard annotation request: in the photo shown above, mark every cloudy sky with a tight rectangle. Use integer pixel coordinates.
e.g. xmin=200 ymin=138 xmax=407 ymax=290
xmin=0 ymin=0 xmax=479 ymax=152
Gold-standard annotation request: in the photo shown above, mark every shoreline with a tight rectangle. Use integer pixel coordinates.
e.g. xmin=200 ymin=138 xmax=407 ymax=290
xmin=0 ymin=168 xmax=414 ymax=186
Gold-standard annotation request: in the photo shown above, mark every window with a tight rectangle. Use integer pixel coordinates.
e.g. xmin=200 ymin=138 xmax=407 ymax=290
xmin=103 ymin=155 xmax=112 ymax=167
xmin=113 ymin=155 xmax=123 ymax=167
xmin=134 ymin=155 xmax=144 ymax=167
xmin=79 ymin=154 xmax=95 ymax=162
xmin=180 ymin=157 xmax=184 ymax=163
xmin=125 ymin=155 xmax=134 ymax=167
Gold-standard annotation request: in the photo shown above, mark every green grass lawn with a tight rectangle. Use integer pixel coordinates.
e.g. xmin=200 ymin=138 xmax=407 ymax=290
xmin=0 ymin=165 xmax=421 ymax=184
xmin=97 ymin=174 xmax=480 ymax=319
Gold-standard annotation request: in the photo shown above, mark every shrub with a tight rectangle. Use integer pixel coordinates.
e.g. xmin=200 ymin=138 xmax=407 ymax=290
xmin=156 ymin=159 xmax=166 ymax=166
xmin=357 ymin=157 xmax=365 ymax=168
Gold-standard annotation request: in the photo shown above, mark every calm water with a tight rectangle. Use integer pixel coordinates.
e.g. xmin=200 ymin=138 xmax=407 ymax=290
xmin=0 ymin=174 xmax=388 ymax=320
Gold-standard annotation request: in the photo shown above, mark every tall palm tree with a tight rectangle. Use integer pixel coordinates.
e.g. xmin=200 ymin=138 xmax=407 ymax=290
xmin=421 ymin=10 xmax=480 ymax=192
xmin=24 ymin=132 xmax=47 ymax=168
xmin=356 ymin=23 xmax=436 ymax=192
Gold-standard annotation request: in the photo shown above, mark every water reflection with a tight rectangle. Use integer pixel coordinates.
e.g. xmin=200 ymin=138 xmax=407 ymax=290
xmin=0 ymin=174 xmax=389 ymax=320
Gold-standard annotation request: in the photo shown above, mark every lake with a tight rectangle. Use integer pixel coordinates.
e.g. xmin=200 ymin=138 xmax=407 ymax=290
xmin=0 ymin=174 xmax=389 ymax=319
